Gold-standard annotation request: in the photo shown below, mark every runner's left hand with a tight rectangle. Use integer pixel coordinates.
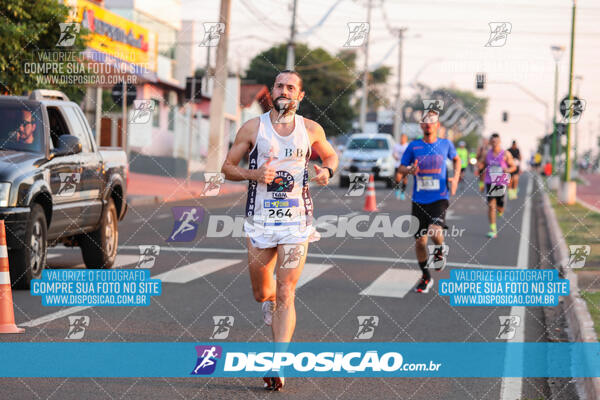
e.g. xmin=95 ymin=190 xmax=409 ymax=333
xmin=311 ymin=165 xmax=329 ymax=186
xmin=450 ymin=176 xmax=459 ymax=196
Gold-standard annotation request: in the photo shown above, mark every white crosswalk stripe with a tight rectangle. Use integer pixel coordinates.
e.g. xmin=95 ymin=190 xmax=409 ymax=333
xmin=154 ymin=258 xmax=241 ymax=283
xmin=359 ymin=268 xmax=421 ymax=298
xmin=296 ymin=263 xmax=334 ymax=288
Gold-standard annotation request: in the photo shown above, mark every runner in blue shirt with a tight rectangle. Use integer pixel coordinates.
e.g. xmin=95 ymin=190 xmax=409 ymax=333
xmin=399 ymin=109 xmax=462 ymax=293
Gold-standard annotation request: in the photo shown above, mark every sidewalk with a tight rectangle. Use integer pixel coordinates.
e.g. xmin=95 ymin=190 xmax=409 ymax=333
xmin=578 ymin=173 xmax=600 ymax=213
xmin=126 ymin=172 xmax=247 ymax=206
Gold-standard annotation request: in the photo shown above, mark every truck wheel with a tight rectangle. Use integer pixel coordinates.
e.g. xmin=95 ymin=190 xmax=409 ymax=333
xmin=80 ymin=198 xmax=118 ymax=269
xmin=386 ymin=178 xmax=395 ymax=189
xmin=9 ymin=204 xmax=47 ymax=289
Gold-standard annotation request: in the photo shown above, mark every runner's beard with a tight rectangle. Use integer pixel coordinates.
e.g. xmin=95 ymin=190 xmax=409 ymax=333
xmin=273 ymin=97 xmax=298 ymax=123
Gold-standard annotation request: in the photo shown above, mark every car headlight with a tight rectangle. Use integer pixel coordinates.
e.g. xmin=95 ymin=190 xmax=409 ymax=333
xmin=342 ymin=156 xmax=352 ymax=165
xmin=0 ymin=183 xmax=11 ymax=207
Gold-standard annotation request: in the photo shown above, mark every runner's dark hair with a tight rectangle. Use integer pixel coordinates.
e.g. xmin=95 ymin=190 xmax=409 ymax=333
xmin=275 ymin=70 xmax=303 ymax=90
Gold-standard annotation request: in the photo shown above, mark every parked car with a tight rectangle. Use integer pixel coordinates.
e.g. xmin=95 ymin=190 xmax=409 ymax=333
xmin=0 ymin=90 xmax=128 ymax=289
xmin=338 ymin=133 xmax=396 ymax=188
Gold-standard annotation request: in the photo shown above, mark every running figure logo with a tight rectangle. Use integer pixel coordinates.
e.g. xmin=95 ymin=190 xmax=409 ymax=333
xmin=210 ymin=316 xmax=234 ymax=339
xmin=58 ymin=173 xmax=80 ymax=196
xmin=191 ymin=345 xmax=222 ymax=375
xmin=567 ymin=245 xmax=590 ymax=269
xmin=344 ymin=23 xmax=370 ymax=47
xmin=560 ymin=98 xmax=586 ymax=124
xmin=281 ymin=244 xmax=305 ymax=269
xmin=202 ymin=173 xmax=225 ymax=197
xmin=168 ymin=207 xmax=204 ymax=242
xmin=131 ymin=100 xmax=155 ymax=124
xmin=496 ymin=315 xmax=520 ymax=340
xmin=487 ymin=173 xmax=510 ymax=196
xmin=346 ymin=173 xmax=369 ymax=197
xmin=426 ymin=244 xmax=449 ymax=271
xmin=57 ymin=23 xmax=80 ymax=47
xmin=485 ymin=22 xmax=512 ymax=47
xmin=423 ymin=99 xmax=444 ymax=114
xmin=65 ymin=316 xmax=89 ymax=340
xmin=354 ymin=316 xmax=379 ymax=339
xmin=136 ymin=245 xmax=160 ymax=268
xmin=200 ymin=23 xmax=225 ymax=47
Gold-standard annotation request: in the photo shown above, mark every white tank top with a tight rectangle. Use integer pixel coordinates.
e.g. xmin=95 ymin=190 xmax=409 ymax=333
xmin=245 ymin=112 xmax=313 ymax=229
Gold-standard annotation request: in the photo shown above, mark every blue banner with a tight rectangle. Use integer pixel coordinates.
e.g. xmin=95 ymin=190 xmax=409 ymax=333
xmin=0 ymin=342 xmax=599 ymax=377
xmin=439 ymin=269 xmax=569 ymax=306
xmin=30 ymin=269 xmax=162 ymax=306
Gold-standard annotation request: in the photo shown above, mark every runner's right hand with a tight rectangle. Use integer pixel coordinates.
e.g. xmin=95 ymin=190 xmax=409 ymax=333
xmin=255 ymin=157 xmax=276 ymax=183
xmin=407 ymin=159 xmax=419 ymax=175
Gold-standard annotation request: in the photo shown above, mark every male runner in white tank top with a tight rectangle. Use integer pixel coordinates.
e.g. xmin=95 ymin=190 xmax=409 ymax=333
xmin=221 ymin=70 xmax=338 ymax=391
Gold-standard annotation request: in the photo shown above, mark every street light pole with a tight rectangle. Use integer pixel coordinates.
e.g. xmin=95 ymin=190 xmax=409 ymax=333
xmin=550 ymin=45 xmax=565 ymax=175
xmin=564 ymin=0 xmax=577 ymax=183
xmin=574 ymin=75 xmax=582 ymax=171
xmin=285 ymin=0 xmax=298 ymax=70
xmin=359 ymin=0 xmax=372 ymax=132
xmin=392 ymin=28 xmax=406 ymax=142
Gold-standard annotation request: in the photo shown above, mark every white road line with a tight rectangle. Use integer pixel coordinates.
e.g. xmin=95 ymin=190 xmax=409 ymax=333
xmin=296 ymin=263 xmax=334 ymax=289
xmin=500 ymin=173 xmax=533 ymax=400
xmin=359 ymin=268 xmax=422 ymax=298
xmin=114 ymin=255 xmax=141 ymax=267
xmin=46 ymin=254 xmax=139 ymax=267
xmin=20 ymin=306 xmax=92 ymax=328
xmin=132 ymin=213 xmax=171 ymax=224
xmin=118 ymin=246 xmax=518 ymax=269
xmin=154 ymin=258 xmax=241 ymax=283
xmin=446 ymin=210 xmax=462 ymax=220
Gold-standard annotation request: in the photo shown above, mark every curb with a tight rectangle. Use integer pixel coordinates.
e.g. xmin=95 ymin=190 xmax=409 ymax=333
xmin=577 ymin=197 xmax=600 ymax=215
xmin=127 ymin=195 xmax=163 ymax=207
xmin=539 ymin=174 xmax=600 ymax=400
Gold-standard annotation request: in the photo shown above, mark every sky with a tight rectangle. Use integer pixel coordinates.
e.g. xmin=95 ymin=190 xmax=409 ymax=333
xmin=182 ymin=0 xmax=600 ymax=159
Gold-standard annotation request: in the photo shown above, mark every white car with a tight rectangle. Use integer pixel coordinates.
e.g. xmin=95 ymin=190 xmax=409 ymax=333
xmin=339 ymin=133 xmax=396 ymax=188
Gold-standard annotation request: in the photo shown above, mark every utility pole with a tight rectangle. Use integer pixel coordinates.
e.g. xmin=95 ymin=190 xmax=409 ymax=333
xmin=564 ymin=0 xmax=577 ymax=183
xmin=286 ymin=0 xmax=298 ymax=70
xmin=392 ymin=27 xmax=407 ymax=142
xmin=206 ymin=0 xmax=231 ymax=172
xmin=359 ymin=0 xmax=372 ymax=132
xmin=186 ymin=77 xmax=197 ymax=185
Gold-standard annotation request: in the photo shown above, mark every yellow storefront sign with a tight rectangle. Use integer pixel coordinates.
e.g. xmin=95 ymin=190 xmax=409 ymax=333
xmin=67 ymin=0 xmax=157 ymax=72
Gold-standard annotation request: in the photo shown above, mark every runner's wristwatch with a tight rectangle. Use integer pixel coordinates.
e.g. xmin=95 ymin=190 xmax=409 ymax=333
xmin=325 ymin=167 xmax=334 ymax=178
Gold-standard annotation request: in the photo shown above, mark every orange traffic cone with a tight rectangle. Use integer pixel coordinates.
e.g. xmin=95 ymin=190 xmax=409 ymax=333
xmin=363 ymin=174 xmax=379 ymax=212
xmin=0 ymin=220 xmax=24 ymax=334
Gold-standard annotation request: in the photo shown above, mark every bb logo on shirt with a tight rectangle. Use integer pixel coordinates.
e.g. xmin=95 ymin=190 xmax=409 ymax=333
xmin=284 ymin=148 xmax=304 ymax=158
xmin=268 ymin=171 xmax=294 ymax=199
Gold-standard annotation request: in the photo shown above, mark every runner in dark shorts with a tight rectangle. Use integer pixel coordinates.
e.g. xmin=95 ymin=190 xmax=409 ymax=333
xmin=398 ymin=109 xmax=461 ymax=293
xmin=477 ymin=133 xmax=517 ymax=238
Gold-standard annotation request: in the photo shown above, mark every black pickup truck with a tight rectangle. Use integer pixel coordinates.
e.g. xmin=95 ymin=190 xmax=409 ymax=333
xmin=0 ymin=90 xmax=128 ymax=289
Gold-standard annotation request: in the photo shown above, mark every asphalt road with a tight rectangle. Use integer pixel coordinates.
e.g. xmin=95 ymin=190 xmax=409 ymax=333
xmin=2 ymin=172 xmax=578 ymax=399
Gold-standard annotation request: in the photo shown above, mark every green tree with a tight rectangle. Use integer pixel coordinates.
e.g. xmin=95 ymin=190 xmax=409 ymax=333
xmin=245 ymin=43 xmax=357 ymax=135
xmin=0 ymin=0 xmax=88 ymax=100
